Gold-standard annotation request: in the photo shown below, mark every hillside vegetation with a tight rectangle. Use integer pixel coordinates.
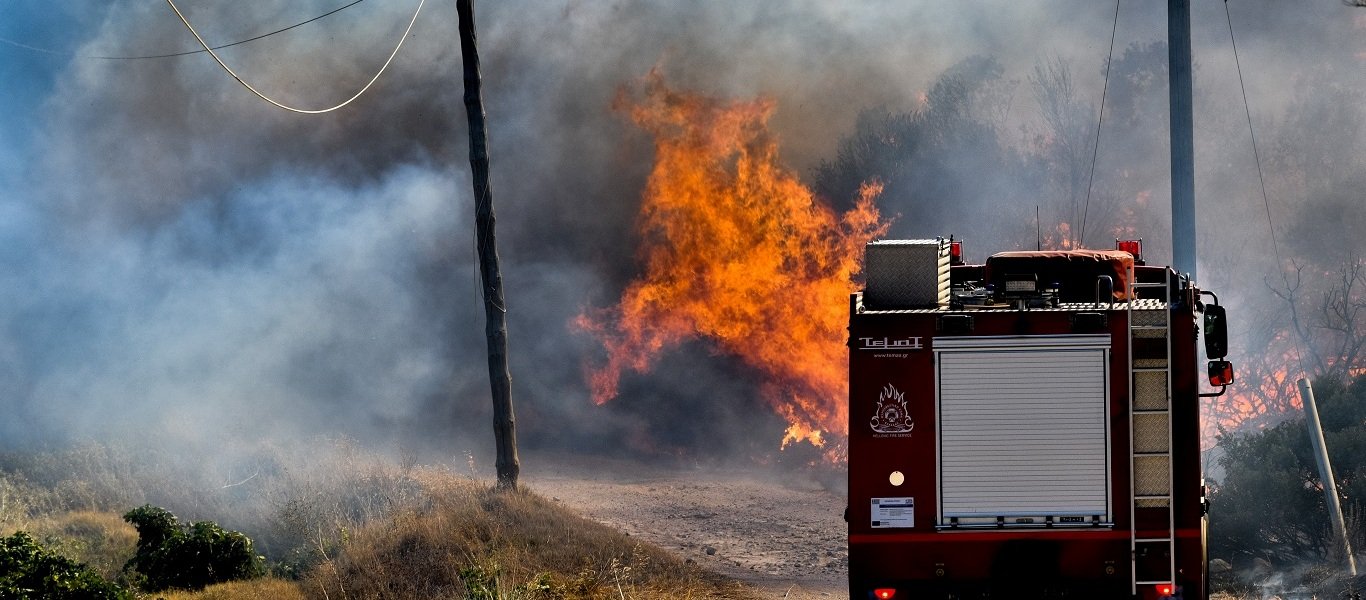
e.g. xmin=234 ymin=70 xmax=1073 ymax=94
xmin=0 ymin=440 xmax=755 ymax=599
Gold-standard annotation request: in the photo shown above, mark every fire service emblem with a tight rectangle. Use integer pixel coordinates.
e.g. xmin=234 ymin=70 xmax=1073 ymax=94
xmin=870 ymin=384 xmax=914 ymax=434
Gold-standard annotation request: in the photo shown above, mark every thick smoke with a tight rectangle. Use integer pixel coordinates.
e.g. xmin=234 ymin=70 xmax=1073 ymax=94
xmin=1 ymin=0 xmax=1363 ymax=461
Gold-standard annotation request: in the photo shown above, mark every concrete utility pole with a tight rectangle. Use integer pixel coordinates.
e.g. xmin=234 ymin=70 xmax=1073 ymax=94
xmin=456 ymin=0 xmax=520 ymax=490
xmin=1168 ymin=0 xmax=1196 ymax=281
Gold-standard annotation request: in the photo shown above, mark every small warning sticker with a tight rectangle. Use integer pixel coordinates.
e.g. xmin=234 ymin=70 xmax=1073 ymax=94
xmin=871 ymin=497 xmax=914 ymax=528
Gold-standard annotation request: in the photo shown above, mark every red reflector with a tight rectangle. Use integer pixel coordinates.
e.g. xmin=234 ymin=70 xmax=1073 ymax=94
xmin=1208 ymin=360 xmax=1236 ymax=386
xmin=1116 ymin=239 xmax=1142 ymax=260
xmin=1156 ymin=583 xmax=1174 ymax=596
xmin=873 ymin=588 xmax=897 ymax=600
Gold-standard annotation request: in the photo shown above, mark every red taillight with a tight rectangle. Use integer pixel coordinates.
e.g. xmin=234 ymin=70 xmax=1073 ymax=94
xmin=949 ymin=240 xmax=964 ymax=265
xmin=873 ymin=588 xmax=897 ymax=600
xmin=1156 ymin=583 xmax=1174 ymax=597
xmin=1116 ymin=239 xmax=1143 ymax=261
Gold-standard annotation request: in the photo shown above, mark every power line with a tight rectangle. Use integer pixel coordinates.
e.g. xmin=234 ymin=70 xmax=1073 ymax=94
xmin=1223 ymin=0 xmax=1308 ymax=377
xmin=1079 ymin=0 xmax=1121 ymax=247
xmin=0 ymin=0 xmax=368 ymax=61
xmin=116 ymin=0 xmax=370 ymax=60
xmin=164 ymin=0 xmax=424 ymax=114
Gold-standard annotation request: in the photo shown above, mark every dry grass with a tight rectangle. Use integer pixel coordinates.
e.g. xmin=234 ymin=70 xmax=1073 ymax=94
xmin=0 ymin=441 xmax=759 ymax=600
xmin=305 ymin=473 xmax=756 ymax=599
xmin=28 ymin=510 xmax=138 ymax=581
xmin=151 ymin=578 xmax=307 ymax=600
xmin=2 ymin=469 xmax=138 ymax=581
xmin=0 ymin=470 xmax=62 ymax=533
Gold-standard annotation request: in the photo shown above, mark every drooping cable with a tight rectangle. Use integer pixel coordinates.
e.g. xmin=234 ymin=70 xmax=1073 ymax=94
xmin=1223 ymin=0 xmax=1308 ymax=377
xmin=164 ymin=0 xmax=424 ymax=114
xmin=114 ymin=0 xmax=369 ymax=60
xmin=0 ymin=0 xmax=367 ymax=60
xmin=1079 ymin=0 xmax=1121 ymax=247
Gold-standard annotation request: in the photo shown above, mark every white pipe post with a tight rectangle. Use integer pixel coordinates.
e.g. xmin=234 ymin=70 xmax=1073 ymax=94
xmin=1298 ymin=377 xmax=1358 ymax=577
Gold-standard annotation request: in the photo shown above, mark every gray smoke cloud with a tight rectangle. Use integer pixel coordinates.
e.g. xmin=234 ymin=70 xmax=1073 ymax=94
xmin=2 ymin=0 xmax=1364 ymax=459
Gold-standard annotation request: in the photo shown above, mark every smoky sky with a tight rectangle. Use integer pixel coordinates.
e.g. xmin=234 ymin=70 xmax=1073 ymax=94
xmin=1 ymin=0 xmax=1363 ymax=459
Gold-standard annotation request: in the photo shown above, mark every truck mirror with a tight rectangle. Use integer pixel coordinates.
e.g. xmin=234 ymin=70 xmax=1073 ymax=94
xmin=1203 ymin=304 xmax=1228 ymax=359
xmin=1208 ymin=360 xmax=1235 ymax=387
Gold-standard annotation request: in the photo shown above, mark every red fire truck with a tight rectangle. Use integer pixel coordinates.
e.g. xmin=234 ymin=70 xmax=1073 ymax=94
xmin=847 ymin=238 xmax=1232 ymax=600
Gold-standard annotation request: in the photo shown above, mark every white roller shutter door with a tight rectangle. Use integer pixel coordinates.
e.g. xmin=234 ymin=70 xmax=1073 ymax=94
xmin=936 ymin=335 xmax=1110 ymax=526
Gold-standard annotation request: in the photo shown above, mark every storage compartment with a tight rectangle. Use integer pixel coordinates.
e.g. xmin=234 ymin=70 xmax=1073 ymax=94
xmin=863 ymin=239 xmax=951 ymax=309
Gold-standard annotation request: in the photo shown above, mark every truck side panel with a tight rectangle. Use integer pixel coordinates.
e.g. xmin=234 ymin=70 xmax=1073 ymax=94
xmin=848 ymin=286 xmax=1207 ymax=599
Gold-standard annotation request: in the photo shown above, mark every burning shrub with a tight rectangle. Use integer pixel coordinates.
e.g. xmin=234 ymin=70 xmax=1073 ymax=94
xmin=122 ymin=505 xmax=263 ymax=592
xmin=0 ymin=531 xmax=131 ymax=599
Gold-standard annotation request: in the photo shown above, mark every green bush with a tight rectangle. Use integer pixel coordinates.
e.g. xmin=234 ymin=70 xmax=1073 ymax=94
xmin=0 ymin=531 xmax=131 ymax=600
xmin=122 ymin=505 xmax=263 ymax=592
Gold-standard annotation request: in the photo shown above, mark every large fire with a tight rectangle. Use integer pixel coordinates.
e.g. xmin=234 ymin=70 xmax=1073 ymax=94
xmin=575 ymin=73 xmax=1329 ymax=458
xmin=575 ymin=71 xmax=888 ymax=455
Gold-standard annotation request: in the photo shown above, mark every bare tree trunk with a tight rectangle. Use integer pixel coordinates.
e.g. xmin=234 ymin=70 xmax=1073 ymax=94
xmin=456 ymin=0 xmax=519 ymax=490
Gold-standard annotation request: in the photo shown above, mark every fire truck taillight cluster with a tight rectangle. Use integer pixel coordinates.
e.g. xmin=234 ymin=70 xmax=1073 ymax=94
xmin=1156 ymin=582 xmax=1175 ymax=597
xmin=872 ymin=588 xmax=896 ymax=599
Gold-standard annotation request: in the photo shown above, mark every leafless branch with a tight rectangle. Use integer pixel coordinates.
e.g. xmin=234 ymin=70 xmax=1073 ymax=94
xmin=1267 ymin=260 xmax=1330 ymax=376
xmin=1313 ymin=255 xmax=1366 ymax=381
xmin=220 ymin=470 xmax=260 ymax=489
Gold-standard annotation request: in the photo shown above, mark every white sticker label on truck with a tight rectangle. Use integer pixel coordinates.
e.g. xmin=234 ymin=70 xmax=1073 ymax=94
xmin=871 ymin=497 xmax=914 ymax=528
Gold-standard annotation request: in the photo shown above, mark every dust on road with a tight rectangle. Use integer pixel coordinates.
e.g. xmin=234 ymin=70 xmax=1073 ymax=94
xmin=526 ymin=457 xmax=848 ymax=599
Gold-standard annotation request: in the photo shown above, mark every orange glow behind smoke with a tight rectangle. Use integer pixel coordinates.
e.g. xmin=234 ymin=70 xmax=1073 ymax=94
xmin=575 ymin=72 xmax=888 ymax=454
xmin=1205 ymin=364 xmax=1296 ymax=443
xmin=1205 ymin=329 xmax=1306 ymax=441
xmin=1041 ymin=222 xmax=1078 ymax=250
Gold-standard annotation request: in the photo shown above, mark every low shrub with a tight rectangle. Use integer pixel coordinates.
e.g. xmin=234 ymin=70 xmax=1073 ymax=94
xmin=0 ymin=531 xmax=131 ymax=599
xmin=123 ymin=505 xmax=264 ymax=592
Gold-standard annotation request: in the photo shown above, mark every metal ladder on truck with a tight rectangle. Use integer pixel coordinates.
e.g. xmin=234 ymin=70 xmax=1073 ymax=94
xmin=1128 ymin=270 xmax=1177 ymax=595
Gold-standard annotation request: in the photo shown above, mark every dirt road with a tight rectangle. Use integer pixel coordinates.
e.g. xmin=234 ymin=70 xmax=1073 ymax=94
xmin=526 ymin=457 xmax=849 ymax=599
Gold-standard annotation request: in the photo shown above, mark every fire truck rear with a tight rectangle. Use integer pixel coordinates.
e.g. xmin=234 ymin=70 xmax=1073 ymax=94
xmin=847 ymin=238 xmax=1232 ymax=600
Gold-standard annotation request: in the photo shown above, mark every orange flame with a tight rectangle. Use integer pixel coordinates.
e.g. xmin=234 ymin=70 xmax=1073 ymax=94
xmin=575 ymin=72 xmax=888 ymax=455
xmin=1203 ymin=330 xmax=1307 ymax=443
xmin=1040 ymin=222 xmax=1078 ymax=250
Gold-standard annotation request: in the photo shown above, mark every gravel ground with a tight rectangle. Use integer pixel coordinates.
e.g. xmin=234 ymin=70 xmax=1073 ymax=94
xmin=524 ymin=456 xmax=849 ymax=600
